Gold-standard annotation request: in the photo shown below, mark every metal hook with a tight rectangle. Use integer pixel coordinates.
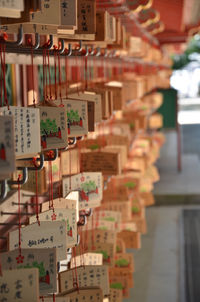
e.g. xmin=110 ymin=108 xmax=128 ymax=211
xmin=68 ymin=137 xmax=77 ymax=146
xmin=78 ymin=214 xmax=87 ymax=226
xmin=66 ymin=44 xmax=72 ymax=57
xmin=0 ymin=180 xmax=7 ymax=203
xmin=47 ymin=35 xmax=54 ymax=49
xmin=71 ymin=40 xmax=82 ymax=56
xmin=7 ymin=167 xmax=28 ymax=185
xmin=76 ymin=136 xmax=83 ymax=141
xmin=104 ymin=48 xmax=108 ymax=58
xmin=33 ymin=32 xmax=40 ymax=50
xmin=82 ymin=45 xmax=89 ymax=57
xmin=44 ymin=149 xmax=58 ymax=161
xmin=28 ymin=154 xmax=44 ymax=171
xmin=17 ymin=154 xmax=44 ymax=171
xmin=59 ymin=39 xmax=65 ymax=54
xmin=41 ymin=34 xmax=53 ymax=50
xmin=75 ymin=234 xmax=80 ymax=246
xmin=3 ymin=24 xmax=23 ymax=46
xmin=95 ymin=47 xmax=101 ymax=57
xmin=77 ymin=40 xmax=82 ymax=53
xmin=79 ymin=208 xmax=93 ymax=217
xmin=89 ymin=46 xmax=95 ymax=56
xmin=85 ymin=208 xmax=93 ymax=217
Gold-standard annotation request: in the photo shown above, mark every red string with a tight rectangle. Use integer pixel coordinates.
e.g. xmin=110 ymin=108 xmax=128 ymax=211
xmin=84 ymin=55 xmax=88 ymax=91
xmin=53 ymin=46 xmax=57 ymax=100
xmin=84 ymin=221 xmax=88 ymax=252
xmin=91 ymin=214 xmax=95 ymax=250
xmin=31 ymin=46 xmax=36 ymax=106
xmin=0 ymin=254 xmax=2 ymax=276
xmin=78 ymin=226 xmax=85 ymax=268
xmin=57 ymin=47 xmax=63 ymax=104
xmin=58 ymin=154 xmax=62 ymax=200
xmin=18 ymin=174 xmax=21 ymax=254
xmin=78 ymin=142 xmax=82 ymax=173
xmin=65 ymin=50 xmax=68 ymax=98
xmin=47 ymin=151 xmax=55 ymax=214
xmin=69 ymin=148 xmax=72 ymax=190
xmin=72 ymin=247 xmax=79 ymax=291
xmin=53 ymin=293 xmax=55 ymax=302
xmin=0 ymin=44 xmax=9 ymax=109
xmin=43 ymin=48 xmax=46 ymax=102
xmin=27 ymin=38 xmax=36 ymax=106
xmin=76 ymin=54 xmax=79 ymax=95
xmin=0 ymin=44 xmax=3 ymax=107
xmin=32 ymin=157 xmax=40 ymax=226
xmin=16 ymin=174 xmax=24 ymax=264
xmin=47 ymin=49 xmax=52 ymax=100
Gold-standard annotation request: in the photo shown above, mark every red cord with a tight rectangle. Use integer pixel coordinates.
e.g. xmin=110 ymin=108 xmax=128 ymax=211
xmin=0 ymin=44 xmax=9 ymax=109
xmin=65 ymin=50 xmax=68 ymax=98
xmin=0 ymin=44 xmax=3 ymax=107
xmin=16 ymin=174 xmax=24 ymax=264
xmin=57 ymin=46 xmax=62 ymax=104
xmin=69 ymin=149 xmax=72 ymax=190
xmin=47 ymin=49 xmax=52 ymax=100
xmin=32 ymin=157 xmax=40 ymax=226
xmin=53 ymin=46 xmax=57 ymax=100
xmin=85 ymin=55 xmax=88 ymax=90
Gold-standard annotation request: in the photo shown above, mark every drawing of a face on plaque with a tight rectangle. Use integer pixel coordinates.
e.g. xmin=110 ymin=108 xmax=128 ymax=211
xmin=62 ymin=172 xmax=103 ymax=209
xmin=54 ymin=99 xmax=88 ymax=137
xmin=0 ymin=115 xmax=15 ymax=176
xmin=39 ymin=106 xmax=68 ymax=150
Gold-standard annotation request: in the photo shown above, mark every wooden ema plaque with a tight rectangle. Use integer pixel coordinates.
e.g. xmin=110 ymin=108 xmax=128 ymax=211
xmin=29 ymin=208 xmax=77 ymax=248
xmin=49 ymin=287 xmax=103 ymax=302
xmin=81 ymin=150 xmax=121 ymax=175
xmin=100 ymin=200 xmax=132 ymax=222
xmin=0 ymin=190 xmax=34 ymax=224
xmin=0 ymin=106 xmax=41 ymax=158
xmin=116 ymin=238 xmax=126 ymax=254
xmin=103 ymin=185 xmax=129 ymax=202
xmin=75 ymin=0 xmax=96 ymax=35
xmin=0 ymin=268 xmax=39 ymax=302
xmin=39 ymin=106 xmax=68 ymax=151
xmin=140 ymin=192 xmax=155 ymax=207
xmin=0 ymin=116 xmax=15 ymax=177
xmin=117 ymin=231 xmax=141 ymax=249
xmin=77 ymin=230 xmax=116 ymax=266
xmin=70 ymin=253 xmax=103 ymax=269
xmin=113 ymin=253 xmax=134 ymax=273
xmin=54 ymin=99 xmax=88 ymax=137
xmin=60 ymin=148 xmax=80 ymax=176
xmin=1 ymin=248 xmax=57 ymax=295
xmin=14 ymin=167 xmax=47 ymax=194
xmin=62 ymin=172 xmax=103 ymax=209
xmin=9 ymin=221 xmax=68 ymax=261
xmin=58 ymin=265 xmax=109 ymax=296
xmin=109 ymin=275 xmax=130 ymax=298
xmin=40 ymin=296 xmax=69 ymax=302
xmin=41 ymin=198 xmax=78 ymax=213
xmin=81 ymin=216 xmax=116 ymax=232
xmin=110 ymin=288 xmax=123 ymax=302
xmin=109 ymin=268 xmax=134 ymax=292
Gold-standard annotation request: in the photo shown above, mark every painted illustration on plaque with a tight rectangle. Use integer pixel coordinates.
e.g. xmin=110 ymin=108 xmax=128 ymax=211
xmin=39 ymin=107 xmax=68 ymax=150
xmin=54 ymin=99 xmax=88 ymax=137
xmin=1 ymin=248 xmax=57 ymax=295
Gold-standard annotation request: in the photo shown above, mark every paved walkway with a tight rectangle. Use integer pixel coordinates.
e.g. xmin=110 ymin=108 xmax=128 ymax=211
xmin=154 ymin=130 xmax=200 ymax=196
xmin=124 ymin=206 xmax=180 ymax=302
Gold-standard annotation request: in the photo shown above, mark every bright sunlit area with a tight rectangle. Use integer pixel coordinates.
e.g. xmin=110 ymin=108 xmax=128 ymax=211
xmin=171 ymin=35 xmax=200 ymax=125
